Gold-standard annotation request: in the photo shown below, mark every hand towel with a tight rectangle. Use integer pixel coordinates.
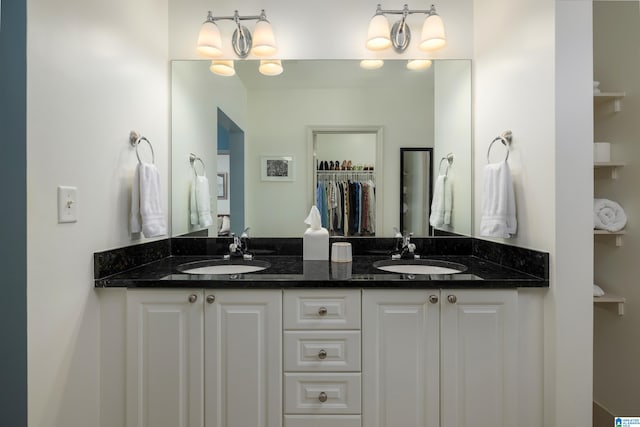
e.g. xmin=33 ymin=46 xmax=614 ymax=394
xmin=130 ymin=163 xmax=167 ymax=238
xmin=190 ymin=173 xmax=213 ymax=227
xmin=430 ymin=174 xmax=451 ymax=228
xmin=594 ymin=198 xmax=627 ymax=232
xmin=480 ymin=160 xmax=517 ymax=238
xmin=593 ymin=284 xmax=605 ymax=297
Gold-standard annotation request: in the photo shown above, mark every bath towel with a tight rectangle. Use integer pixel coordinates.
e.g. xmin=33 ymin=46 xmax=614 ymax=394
xmin=429 ymin=174 xmax=452 ymax=228
xmin=480 ymin=160 xmax=517 ymax=238
xmin=593 ymin=284 xmax=605 ymax=297
xmin=190 ymin=174 xmax=213 ymax=227
xmin=130 ymin=162 xmax=167 ymax=237
xmin=594 ymin=198 xmax=627 ymax=232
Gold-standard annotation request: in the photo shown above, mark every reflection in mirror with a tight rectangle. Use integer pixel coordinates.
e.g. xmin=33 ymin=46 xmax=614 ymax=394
xmin=171 ymin=59 xmax=471 ymax=238
xmin=314 ymin=129 xmax=381 ymax=236
xmin=400 ymin=148 xmax=433 ymax=236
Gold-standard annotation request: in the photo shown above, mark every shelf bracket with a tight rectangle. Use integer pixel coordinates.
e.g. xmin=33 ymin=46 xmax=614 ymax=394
xmin=615 ymin=235 xmax=624 ymax=247
xmin=613 ymin=98 xmax=622 ymax=113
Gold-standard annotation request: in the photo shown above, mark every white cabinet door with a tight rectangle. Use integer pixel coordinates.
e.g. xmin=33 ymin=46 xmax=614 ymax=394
xmin=440 ymin=290 xmax=518 ymax=427
xmin=204 ymin=290 xmax=282 ymax=427
xmin=362 ymin=290 xmax=440 ymax=427
xmin=126 ymin=290 xmax=204 ymax=427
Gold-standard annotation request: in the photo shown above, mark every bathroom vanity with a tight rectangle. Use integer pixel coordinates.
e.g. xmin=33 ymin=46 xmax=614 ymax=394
xmin=95 ymin=237 xmax=547 ymax=427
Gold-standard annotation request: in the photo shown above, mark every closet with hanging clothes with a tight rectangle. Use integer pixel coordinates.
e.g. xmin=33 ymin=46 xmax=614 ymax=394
xmin=316 ymin=170 xmax=376 ymax=236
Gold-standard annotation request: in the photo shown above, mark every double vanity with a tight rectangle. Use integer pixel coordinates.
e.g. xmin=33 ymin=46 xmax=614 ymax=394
xmin=95 ymin=236 xmax=547 ymax=427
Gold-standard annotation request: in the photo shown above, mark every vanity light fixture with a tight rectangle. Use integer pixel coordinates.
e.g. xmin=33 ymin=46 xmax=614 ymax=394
xmin=209 ymin=60 xmax=236 ymax=76
xmin=406 ymin=59 xmax=432 ymax=70
xmin=366 ymin=4 xmax=446 ymax=53
xmin=258 ymin=59 xmax=284 ymax=76
xmin=360 ymin=59 xmax=385 ymax=70
xmin=197 ymin=9 xmax=278 ymax=59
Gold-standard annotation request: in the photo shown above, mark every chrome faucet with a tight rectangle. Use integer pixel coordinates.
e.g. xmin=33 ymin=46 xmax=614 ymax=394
xmin=391 ymin=230 xmax=418 ymax=260
xmin=225 ymin=227 xmax=253 ymax=260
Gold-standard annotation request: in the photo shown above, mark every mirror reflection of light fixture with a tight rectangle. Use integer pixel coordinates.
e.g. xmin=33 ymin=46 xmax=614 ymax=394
xmin=197 ymin=9 xmax=278 ymax=59
xmin=360 ymin=59 xmax=385 ymax=70
xmin=259 ymin=59 xmax=284 ymax=76
xmin=406 ymin=59 xmax=432 ymax=70
xmin=366 ymin=4 xmax=446 ymax=53
xmin=210 ymin=60 xmax=236 ymax=77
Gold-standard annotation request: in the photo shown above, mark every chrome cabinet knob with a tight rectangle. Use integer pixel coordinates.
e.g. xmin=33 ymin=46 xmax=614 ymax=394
xmin=429 ymin=295 xmax=439 ymax=304
xmin=318 ymin=306 xmax=328 ymax=316
xmin=318 ymin=392 xmax=328 ymax=402
xmin=318 ymin=349 xmax=327 ymax=360
xmin=447 ymin=295 xmax=457 ymax=304
xmin=188 ymin=294 xmax=198 ymax=303
xmin=206 ymin=295 xmax=215 ymax=304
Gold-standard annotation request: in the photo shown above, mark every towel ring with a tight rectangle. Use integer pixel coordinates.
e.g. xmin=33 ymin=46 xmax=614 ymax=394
xmin=487 ymin=130 xmax=512 ymax=163
xmin=189 ymin=153 xmax=206 ymax=177
xmin=438 ymin=153 xmax=454 ymax=177
xmin=129 ymin=131 xmax=155 ymax=164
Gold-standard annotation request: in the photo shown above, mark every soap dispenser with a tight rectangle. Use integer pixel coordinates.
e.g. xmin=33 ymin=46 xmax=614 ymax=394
xmin=303 ymin=205 xmax=329 ymax=260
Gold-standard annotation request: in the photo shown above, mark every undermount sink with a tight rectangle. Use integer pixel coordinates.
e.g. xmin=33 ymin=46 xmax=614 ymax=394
xmin=373 ymin=259 xmax=467 ymax=275
xmin=177 ymin=259 xmax=271 ymax=275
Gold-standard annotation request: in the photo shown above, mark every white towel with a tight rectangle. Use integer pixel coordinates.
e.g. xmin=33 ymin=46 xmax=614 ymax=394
xmin=130 ymin=163 xmax=167 ymax=238
xmin=190 ymin=174 xmax=213 ymax=227
xmin=593 ymin=284 xmax=605 ymax=297
xmin=429 ymin=174 xmax=452 ymax=228
xmin=594 ymin=198 xmax=627 ymax=232
xmin=480 ymin=160 xmax=517 ymax=238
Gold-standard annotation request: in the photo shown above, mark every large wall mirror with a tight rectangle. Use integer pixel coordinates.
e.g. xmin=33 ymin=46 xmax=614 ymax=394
xmin=171 ymin=59 xmax=471 ymax=238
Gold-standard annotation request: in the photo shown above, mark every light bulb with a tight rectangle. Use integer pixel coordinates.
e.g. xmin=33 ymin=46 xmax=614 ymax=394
xmin=420 ymin=12 xmax=446 ymax=51
xmin=360 ymin=59 xmax=384 ymax=70
xmin=252 ymin=18 xmax=277 ymax=57
xmin=209 ymin=60 xmax=235 ymax=76
xmin=259 ymin=59 xmax=284 ymax=76
xmin=406 ymin=59 xmax=432 ymax=71
xmin=366 ymin=13 xmax=391 ymax=51
xmin=197 ymin=19 xmax=223 ymax=58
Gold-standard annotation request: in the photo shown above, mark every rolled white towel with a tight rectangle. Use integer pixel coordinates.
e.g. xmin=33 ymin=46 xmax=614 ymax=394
xmin=593 ymin=284 xmax=605 ymax=297
xmin=594 ymin=198 xmax=627 ymax=232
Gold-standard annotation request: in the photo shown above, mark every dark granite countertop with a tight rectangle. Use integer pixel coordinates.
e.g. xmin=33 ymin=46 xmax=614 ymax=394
xmin=94 ymin=253 xmax=548 ymax=289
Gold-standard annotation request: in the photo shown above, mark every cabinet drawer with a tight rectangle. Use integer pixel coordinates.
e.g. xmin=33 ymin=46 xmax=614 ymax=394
xmin=284 ymin=414 xmax=361 ymax=427
xmin=284 ymin=290 xmax=361 ymax=330
xmin=284 ymin=331 xmax=361 ymax=372
xmin=284 ymin=373 xmax=361 ymax=414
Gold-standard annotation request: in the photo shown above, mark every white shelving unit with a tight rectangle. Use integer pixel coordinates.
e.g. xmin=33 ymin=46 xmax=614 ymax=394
xmin=594 ymin=92 xmax=626 ymax=113
xmin=593 ymin=90 xmax=627 ymax=315
xmin=594 ymin=161 xmax=625 ymax=179
xmin=594 ymin=294 xmax=626 ymax=316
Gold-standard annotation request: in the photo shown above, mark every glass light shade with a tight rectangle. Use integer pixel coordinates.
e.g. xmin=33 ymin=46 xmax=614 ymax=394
xmin=360 ymin=59 xmax=384 ymax=70
xmin=251 ymin=19 xmax=277 ymax=57
xmin=259 ymin=59 xmax=284 ymax=76
xmin=366 ymin=14 xmax=392 ymax=51
xmin=197 ymin=21 xmax=223 ymax=58
xmin=406 ymin=59 xmax=432 ymax=71
xmin=209 ymin=60 xmax=235 ymax=76
xmin=419 ymin=13 xmax=446 ymax=51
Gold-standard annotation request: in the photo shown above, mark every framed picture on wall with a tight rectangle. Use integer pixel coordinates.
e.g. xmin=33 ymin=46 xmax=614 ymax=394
xmin=217 ymin=173 xmax=228 ymax=200
xmin=261 ymin=155 xmax=295 ymax=181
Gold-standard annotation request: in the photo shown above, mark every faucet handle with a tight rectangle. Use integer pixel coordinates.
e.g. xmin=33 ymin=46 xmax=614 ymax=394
xmin=241 ymin=227 xmax=251 ymax=239
xmin=393 ymin=227 xmax=403 ymax=238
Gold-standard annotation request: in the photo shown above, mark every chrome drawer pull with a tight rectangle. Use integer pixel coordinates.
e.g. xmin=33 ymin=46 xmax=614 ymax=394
xmin=318 ymin=392 xmax=328 ymax=402
xmin=318 ymin=349 xmax=327 ymax=359
xmin=188 ymin=294 xmax=198 ymax=303
xmin=318 ymin=306 xmax=328 ymax=316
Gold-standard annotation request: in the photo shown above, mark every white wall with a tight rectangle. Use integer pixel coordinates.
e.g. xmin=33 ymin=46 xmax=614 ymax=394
xmin=593 ymin=0 xmax=640 ymax=416
xmin=473 ymin=0 xmax=594 ymax=426
xmin=27 ymin=0 xmax=169 ymax=425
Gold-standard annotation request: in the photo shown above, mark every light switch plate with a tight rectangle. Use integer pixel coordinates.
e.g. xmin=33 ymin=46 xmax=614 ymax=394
xmin=58 ymin=186 xmax=78 ymax=223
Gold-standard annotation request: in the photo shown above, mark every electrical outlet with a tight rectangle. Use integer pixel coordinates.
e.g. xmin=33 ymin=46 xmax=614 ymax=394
xmin=58 ymin=186 xmax=78 ymax=223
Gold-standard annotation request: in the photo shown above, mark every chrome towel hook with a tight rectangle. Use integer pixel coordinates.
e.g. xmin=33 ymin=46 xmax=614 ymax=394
xmin=438 ymin=152 xmax=454 ymax=176
xmin=487 ymin=130 xmax=512 ymax=163
xmin=129 ymin=130 xmax=155 ymax=164
xmin=189 ymin=153 xmax=206 ymax=176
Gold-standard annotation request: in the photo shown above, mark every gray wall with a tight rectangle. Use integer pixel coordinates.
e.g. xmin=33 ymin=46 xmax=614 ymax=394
xmin=0 ymin=0 xmax=28 ymax=425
